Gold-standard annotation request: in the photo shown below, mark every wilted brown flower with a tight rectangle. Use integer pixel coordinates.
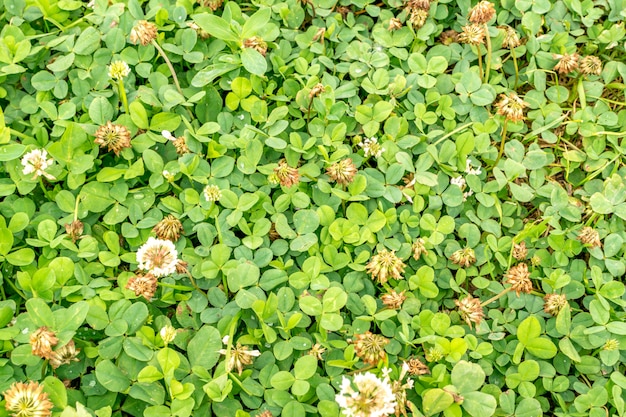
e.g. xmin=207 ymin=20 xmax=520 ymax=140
xmin=130 ymin=20 xmax=158 ymax=46
xmin=353 ymin=332 xmax=389 ymax=365
xmin=336 ymin=6 xmax=351 ymax=19
xmin=313 ymin=27 xmax=326 ymax=43
xmin=30 ymin=327 xmax=58 ymax=359
xmin=175 ymin=260 xmax=189 ymax=274
xmin=494 ymin=92 xmax=528 ymax=122
xmin=543 ymin=293 xmax=567 ymax=316
xmin=388 ymin=18 xmax=403 ymax=31
xmin=553 ymin=53 xmax=579 ymax=74
xmin=578 ymin=226 xmax=602 ymax=248
xmin=408 ymin=9 xmax=429 ymax=29
xmin=257 ymin=411 xmax=274 ymax=417
xmin=440 ymin=29 xmax=459 ymax=45
xmin=244 ymin=36 xmax=268 ymax=56
xmin=153 ymin=215 xmax=184 ymax=241
xmin=172 ymin=136 xmax=190 ymax=155
xmin=309 ymin=83 xmax=324 ymax=99
xmin=198 ymin=0 xmax=223 ymax=11
xmin=274 ymin=159 xmax=300 ymax=188
xmin=458 ymin=24 xmax=485 ymax=45
xmin=3 ymin=381 xmax=54 ymax=417
xmin=450 ymin=247 xmax=476 ymax=268
xmin=219 ymin=343 xmax=261 ymax=375
xmin=412 ymin=238 xmax=428 ymax=260
xmin=186 ymin=22 xmax=210 ymax=39
xmin=504 ymin=263 xmax=532 ymax=295
xmin=309 ymin=343 xmax=326 ymax=360
xmin=366 ymin=249 xmax=406 ymax=284
xmin=512 ymin=241 xmax=527 ymax=260
xmin=49 ymin=340 xmax=80 ymax=369
xmin=580 ymin=56 xmax=602 ymax=75
xmin=381 ymin=290 xmax=406 ymax=310
xmin=126 ymin=273 xmax=158 ymax=300
xmin=407 ymin=0 xmax=430 ymax=10
xmin=468 ymin=1 xmax=496 ymax=24
xmin=499 ymin=25 xmax=521 ymax=48
xmin=94 ymin=122 xmax=132 ymax=155
xmin=404 ymin=358 xmax=430 ymax=376
xmin=269 ymin=223 xmax=280 ymax=241
xmin=65 ymin=220 xmax=83 ymax=243
xmin=455 ymin=295 xmax=484 ymax=329
xmin=327 ymin=158 xmax=357 ymax=185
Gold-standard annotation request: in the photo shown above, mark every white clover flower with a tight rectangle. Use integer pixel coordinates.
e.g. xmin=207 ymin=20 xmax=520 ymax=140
xmin=450 ymin=176 xmax=466 ymax=188
xmin=162 ymin=170 xmax=175 ymax=182
xmin=108 ymin=60 xmax=130 ymax=80
xmin=465 ymin=158 xmax=482 ymax=176
xmin=359 ymin=137 xmax=383 ymax=158
xmin=136 ymin=237 xmax=179 ymax=277
xmin=203 ymin=184 xmax=222 ymax=202
xmin=160 ymin=325 xmax=177 ymax=344
xmin=162 ymin=130 xmax=176 ymax=141
xmin=335 ymin=371 xmax=397 ymax=417
xmin=21 ymin=149 xmax=55 ymax=180
xmin=463 ymin=190 xmax=474 ymax=201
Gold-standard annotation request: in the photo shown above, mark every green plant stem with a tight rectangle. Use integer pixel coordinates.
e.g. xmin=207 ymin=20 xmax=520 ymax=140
xmin=117 ymin=79 xmax=129 ymax=114
xmin=481 ymin=287 xmax=512 ymax=307
xmin=38 ymin=178 xmax=54 ymax=201
xmin=475 ymin=45 xmax=483 ymax=80
xmin=483 ymin=24 xmax=492 ymax=83
xmin=493 ymin=119 xmax=509 ymax=167
xmin=512 ymin=49 xmax=519 ymax=89
xmin=4 ymin=276 xmax=26 ymax=300
xmin=151 ymin=40 xmax=184 ymax=97
xmin=10 ymin=129 xmax=34 ymax=141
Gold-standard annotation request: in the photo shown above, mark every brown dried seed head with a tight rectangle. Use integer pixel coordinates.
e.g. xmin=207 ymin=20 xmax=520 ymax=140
xmin=580 ymin=56 xmax=602 ymax=76
xmin=65 ymin=220 xmax=84 ymax=243
xmin=274 ymin=159 xmax=300 ymax=188
xmin=404 ymin=357 xmax=430 ymax=376
xmin=409 ymin=9 xmax=429 ymax=29
xmin=495 ymin=92 xmax=528 ymax=122
xmin=553 ymin=53 xmax=579 ymax=74
xmin=458 ymin=24 xmax=485 ymax=45
xmin=366 ymin=249 xmax=406 ymax=284
xmin=543 ymin=293 xmax=567 ymax=316
xmin=512 ymin=241 xmax=527 ymax=260
xmin=388 ymin=18 xmax=403 ymax=31
xmin=49 ymin=340 xmax=81 ymax=369
xmin=578 ymin=226 xmax=602 ymax=248
xmin=353 ymin=331 xmax=389 ymax=365
xmin=326 ymin=158 xmax=358 ymax=185
xmin=308 ymin=343 xmax=326 ymax=360
xmin=30 ymin=327 xmax=58 ymax=359
xmin=450 ymin=247 xmax=476 ymax=267
xmin=504 ymin=263 xmax=533 ymax=295
xmin=381 ymin=290 xmax=406 ymax=310
xmin=94 ymin=122 xmax=132 ymax=155
xmin=126 ymin=273 xmax=158 ymax=300
xmin=499 ymin=25 xmax=521 ymax=48
xmin=455 ymin=295 xmax=484 ymax=328
xmin=130 ymin=20 xmax=158 ymax=46
xmin=407 ymin=0 xmax=430 ymax=11
xmin=153 ymin=215 xmax=184 ymax=242
xmin=468 ymin=1 xmax=496 ymax=24
xmin=244 ymin=36 xmax=268 ymax=56
xmin=199 ymin=0 xmax=224 ymax=11
xmin=440 ymin=29 xmax=459 ymax=45
xmin=412 ymin=238 xmax=428 ymax=260
xmin=309 ymin=83 xmax=324 ymax=99
xmin=173 ymin=137 xmax=190 ymax=155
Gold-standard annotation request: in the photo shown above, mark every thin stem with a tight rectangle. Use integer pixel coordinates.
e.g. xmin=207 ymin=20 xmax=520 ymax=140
xmin=483 ymin=24 xmax=492 ymax=83
xmin=4 ymin=275 xmax=26 ymax=300
xmin=10 ymin=129 xmax=34 ymax=141
xmin=38 ymin=178 xmax=54 ymax=201
xmin=493 ymin=119 xmax=509 ymax=167
xmin=117 ymin=79 xmax=129 ymax=114
xmin=512 ymin=49 xmax=519 ymax=89
xmin=475 ymin=45 xmax=483 ymax=81
xmin=480 ymin=287 xmax=512 ymax=307
xmin=151 ymin=40 xmax=184 ymax=97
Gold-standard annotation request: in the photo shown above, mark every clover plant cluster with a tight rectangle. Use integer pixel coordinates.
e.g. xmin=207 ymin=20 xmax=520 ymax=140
xmin=0 ymin=0 xmax=625 ymax=416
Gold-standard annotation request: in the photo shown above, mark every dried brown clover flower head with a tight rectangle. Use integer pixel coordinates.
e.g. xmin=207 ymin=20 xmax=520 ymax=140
xmin=309 ymin=83 xmax=324 ymax=99
xmin=578 ymin=226 xmax=602 ymax=248
xmin=65 ymin=220 xmax=84 ymax=243
xmin=353 ymin=331 xmax=389 ymax=365
xmin=268 ymin=223 xmax=280 ymax=241
xmin=468 ymin=1 xmax=496 ymax=24
xmin=274 ymin=159 xmax=300 ymax=188
xmin=381 ymin=290 xmax=406 ymax=310
xmin=172 ymin=136 xmax=190 ymax=155
xmin=499 ymin=25 xmax=521 ymax=48
xmin=126 ymin=273 xmax=158 ymax=300
xmin=458 ymin=24 xmax=485 ymax=45
xmin=388 ymin=17 xmax=403 ymax=31
xmin=440 ymin=29 xmax=459 ymax=45
xmin=308 ymin=343 xmax=326 ymax=360
xmin=455 ymin=295 xmax=484 ymax=328
xmin=450 ymin=247 xmax=476 ymax=268
xmin=412 ymin=238 xmax=428 ymax=260
xmin=504 ymin=263 xmax=532 ymax=295
xmin=366 ymin=249 xmax=406 ymax=284
xmin=49 ymin=340 xmax=80 ymax=369
xmin=495 ymin=92 xmax=528 ymax=122
xmin=94 ymin=122 xmax=132 ymax=155
xmin=130 ymin=20 xmax=158 ymax=46
xmin=512 ymin=241 xmax=528 ymax=260
xmin=153 ymin=215 xmax=184 ymax=242
xmin=409 ymin=9 xmax=429 ymax=29
xmin=257 ymin=411 xmax=274 ymax=417
xmin=407 ymin=0 xmax=430 ymax=11
xmin=543 ymin=293 xmax=567 ymax=316
xmin=336 ymin=6 xmax=351 ymax=19
xmin=30 ymin=327 xmax=58 ymax=359
xmin=175 ymin=259 xmax=189 ymax=274
xmin=186 ymin=22 xmax=210 ymax=39
xmin=404 ymin=357 xmax=430 ymax=376
xmin=553 ymin=53 xmax=579 ymax=74
xmin=244 ymin=36 xmax=268 ymax=56
xmin=327 ymin=158 xmax=358 ymax=185
xmin=3 ymin=381 xmax=54 ymax=417
xmin=580 ymin=56 xmax=602 ymax=75
xmin=219 ymin=343 xmax=261 ymax=375
xmin=199 ymin=0 xmax=223 ymax=11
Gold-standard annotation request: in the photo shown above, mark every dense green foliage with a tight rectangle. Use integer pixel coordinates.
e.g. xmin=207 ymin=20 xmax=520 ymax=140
xmin=0 ymin=0 xmax=626 ymax=416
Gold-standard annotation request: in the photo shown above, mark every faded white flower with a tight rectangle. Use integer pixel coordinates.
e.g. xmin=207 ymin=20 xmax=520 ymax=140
xmin=335 ymin=371 xmax=397 ymax=417
xmin=162 ymin=130 xmax=176 ymax=141
xmin=136 ymin=237 xmax=179 ymax=277
xmin=203 ymin=184 xmax=222 ymax=202
xmin=463 ymin=190 xmax=474 ymax=201
xmin=162 ymin=170 xmax=175 ymax=182
xmin=21 ymin=149 xmax=55 ymax=180
xmin=450 ymin=176 xmax=466 ymax=188
xmin=465 ymin=159 xmax=482 ymax=176
xmin=219 ymin=343 xmax=261 ymax=375
xmin=359 ymin=137 xmax=383 ymax=158
xmin=160 ymin=325 xmax=177 ymax=344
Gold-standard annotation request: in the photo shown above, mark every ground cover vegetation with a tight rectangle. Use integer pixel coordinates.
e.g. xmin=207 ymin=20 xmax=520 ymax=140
xmin=0 ymin=0 xmax=625 ymax=416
